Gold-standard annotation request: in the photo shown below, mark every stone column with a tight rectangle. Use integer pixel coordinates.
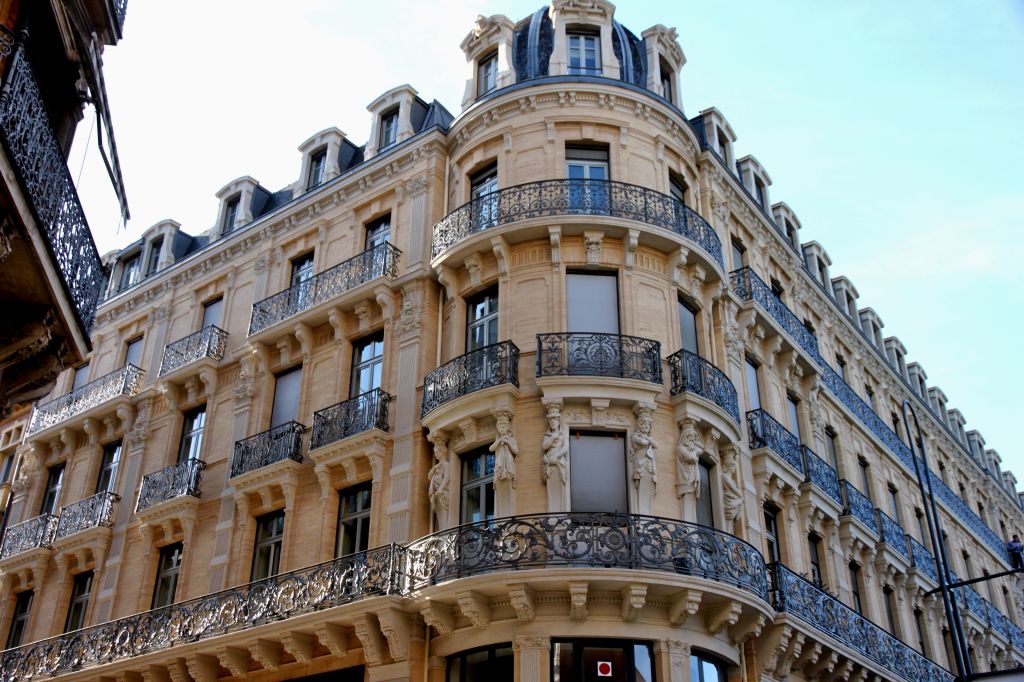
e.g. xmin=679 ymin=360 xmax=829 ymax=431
xmin=654 ymin=640 xmax=691 ymax=682
xmin=514 ymin=635 xmax=551 ymax=682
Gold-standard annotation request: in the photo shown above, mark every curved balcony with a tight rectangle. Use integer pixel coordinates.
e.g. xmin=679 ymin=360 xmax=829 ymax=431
xmin=431 ymin=179 xmax=723 ymax=268
xmin=230 ymin=421 xmax=305 ymax=479
xmin=136 ymin=459 xmax=206 ymax=513
xmin=158 ymin=325 xmax=228 ymax=378
xmin=536 ymin=332 xmax=661 ymax=383
xmin=406 ymin=513 xmax=769 ymax=602
xmin=668 ymin=349 xmax=739 ymax=423
xmin=0 ymin=514 xmax=57 ymax=561
xmin=421 ymin=341 xmax=519 ymax=418
xmin=770 ymin=563 xmax=953 ymax=682
xmin=27 ymin=364 xmax=143 ymax=437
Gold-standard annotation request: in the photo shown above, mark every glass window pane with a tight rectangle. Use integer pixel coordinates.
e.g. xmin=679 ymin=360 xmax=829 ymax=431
xmin=786 ymin=396 xmax=800 ymax=438
xmin=570 ymin=432 xmax=628 ymax=513
xmin=745 ymin=360 xmax=761 ymax=411
xmin=679 ymin=300 xmax=699 ymax=355
xmin=271 ymin=367 xmax=302 ymax=427
xmin=202 ymin=298 xmax=223 ymax=328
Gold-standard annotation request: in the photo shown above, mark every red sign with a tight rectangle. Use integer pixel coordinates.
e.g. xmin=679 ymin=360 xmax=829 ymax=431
xmin=597 ymin=661 xmax=613 ymax=677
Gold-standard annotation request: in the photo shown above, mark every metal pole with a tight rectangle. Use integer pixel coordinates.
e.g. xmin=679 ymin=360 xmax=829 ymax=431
xmin=902 ymin=399 xmax=972 ymax=682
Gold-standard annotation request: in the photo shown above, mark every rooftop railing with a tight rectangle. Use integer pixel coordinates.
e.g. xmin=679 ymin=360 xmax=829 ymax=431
xmin=667 ymin=349 xmax=739 ymax=423
xmin=536 ymin=332 xmax=661 ymax=384
xmin=54 ymin=492 xmax=118 ymax=541
xmin=28 ymin=365 xmax=143 ymax=436
xmin=421 ymin=341 xmax=519 ymax=418
xmin=136 ymin=459 xmax=205 ymax=512
xmin=230 ymin=421 xmax=305 ymax=478
xmin=0 ymin=514 xmax=57 ymax=560
xmin=158 ymin=326 xmax=227 ymax=377
xmin=746 ymin=409 xmax=803 ymax=475
xmin=311 ymin=388 xmax=391 ymax=450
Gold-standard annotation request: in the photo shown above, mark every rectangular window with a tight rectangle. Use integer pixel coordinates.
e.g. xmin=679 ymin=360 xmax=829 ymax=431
xmin=669 ymin=174 xmax=687 ymax=204
xmin=770 ymin=278 xmax=785 ymax=301
xmin=696 ymin=460 xmax=714 ymax=528
xmin=470 ymin=164 xmax=499 ymax=229
xmin=251 ymin=511 xmax=285 ymax=581
xmin=223 ymin=197 xmax=240 ymax=233
xmin=64 ymin=571 xmax=93 ymax=633
xmin=825 ymin=427 xmax=839 ymax=468
xmin=717 ymin=128 xmax=731 ymax=163
xmin=202 ymin=297 xmax=223 ymax=329
xmin=5 ymin=590 xmax=32 ymax=649
xmin=466 ymin=287 xmax=499 ymax=351
xmin=754 ymin=178 xmax=767 ymax=206
xmin=786 ymin=394 xmax=801 ymax=439
xmin=731 ymin=239 xmax=745 ymax=270
xmin=461 ymin=449 xmax=495 ymax=524
xmin=365 ymin=214 xmax=392 ymax=251
xmin=40 ymin=464 xmax=65 ymax=515
xmin=477 ymin=52 xmax=498 ymax=96
xmin=95 ymin=440 xmax=122 ymax=494
xmin=350 ymin=333 xmax=384 ymax=397
xmin=884 ymin=586 xmax=898 ymax=635
xmin=745 ymin=357 xmax=761 ymax=412
xmin=271 ymin=366 xmax=302 ymax=428
xmin=379 ymin=109 xmax=399 ymax=149
xmin=151 ymin=543 xmax=183 ymax=609
xmin=566 ymin=146 xmax=609 ymax=211
xmin=837 ymin=354 xmax=847 ymax=382
xmin=72 ymin=363 xmax=90 ymax=392
xmin=763 ymin=506 xmax=781 ymax=563
xmin=178 ymin=405 xmax=207 ymax=463
xmin=914 ymin=608 xmax=927 ymax=655
xmin=678 ymin=299 xmax=699 ymax=356
xmin=569 ymin=431 xmax=629 ymax=514
xmin=891 ymin=411 xmax=904 ymax=444
xmin=888 ymin=485 xmax=901 ymax=524
xmin=146 ymin=238 xmax=162 ymax=276
xmin=119 ymin=254 xmax=141 ymax=290
xmin=567 ymin=32 xmax=601 ymax=75
xmin=865 ymin=384 xmax=876 ymax=411
xmin=125 ymin=336 xmax=144 ymax=369
xmin=566 ymin=272 xmax=618 ymax=334
xmin=308 ymin=150 xmax=326 ymax=189
xmin=659 ymin=58 xmax=674 ymax=102
xmin=808 ymin=535 xmax=822 ymax=585
xmin=336 ymin=482 xmax=372 ymax=557
xmin=290 ymin=252 xmax=315 ymax=288
xmin=849 ymin=563 xmax=863 ymax=614
xmin=915 ymin=509 xmax=928 ymax=545
xmin=858 ymin=458 xmax=872 ymax=502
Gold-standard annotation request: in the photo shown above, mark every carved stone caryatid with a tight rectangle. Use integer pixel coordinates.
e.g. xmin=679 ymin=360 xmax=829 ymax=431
xmin=490 ymin=409 xmax=519 ymax=517
xmin=541 ymin=400 xmax=570 ymax=512
xmin=629 ymin=404 xmax=658 ymax=515
xmin=675 ymin=418 xmax=700 ymax=520
xmin=427 ymin=432 xmax=451 ymax=531
xmin=721 ymin=445 xmax=743 ymax=527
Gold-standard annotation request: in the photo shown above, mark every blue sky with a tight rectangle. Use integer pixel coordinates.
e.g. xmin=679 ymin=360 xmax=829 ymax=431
xmin=72 ymin=1 xmax=1024 ymax=486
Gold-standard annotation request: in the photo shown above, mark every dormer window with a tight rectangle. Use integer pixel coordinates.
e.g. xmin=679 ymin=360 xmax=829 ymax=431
xmin=568 ymin=31 xmax=601 ymax=76
xmin=784 ymin=220 xmax=797 ymax=245
xmin=146 ymin=238 xmax=162 ymax=276
xmin=223 ymin=196 xmax=240 ymax=234
xmin=307 ymin=149 xmax=326 ymax=190
xmin=477 ymin=52 xmax=498 ymax=97
xmin=379 ymin=108 xmax=399 ymax=150
xmin=659 ymin=57 xmax=674 ymax=103
xmin=119 ymin=253 xmax=141 ymax=291
xmin=716 ymin=129 xmax=731 ymax=164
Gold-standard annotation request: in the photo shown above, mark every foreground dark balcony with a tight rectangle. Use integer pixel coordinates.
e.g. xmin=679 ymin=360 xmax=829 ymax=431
xmin=840 ymin=480 xmax=879 ymax=536
xmin=312 ymin=388 xmax=391 ymax=450
xmin=875 ymin=509 xmax=910 ymax=561
xmin=536 ymin=332 xmax=662 ymax=383
xmin=136 ymin=459 xmax=206 ymax=512
xmin=54 ymin=491 xmax=119 ymax=541
xmin=27 ymin=364 xmax=143 ymax=437
xmin=230 ymin=421 xmax=305 ymax=478
xmin=431 ymin=178 xmax=724 ymax=268
xmin=158 ymin=326 xmax=228 ymax=377
xmin=746 ymin=409 xmax=803 ymax=475
xmin=770 ymin=563 xmax=953 ymax=682
xmin=730 ymin=267 xmax=820 ymax=361
xmin=0 ymin=514 xmax=57 ymax=560
xmin=248 ymin=242 xmax=400 ymax=336
xmin=908 ymin=535 xmax=938 ymax=582
xmin=421 ymin=341 xmax=519 ymax=418
xmin=668 ymin=349 xmax=739 ymax=423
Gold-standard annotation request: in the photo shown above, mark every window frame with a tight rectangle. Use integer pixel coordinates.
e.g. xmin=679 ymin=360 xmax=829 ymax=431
xmin=5 ymin=590 xmax=33 ymax=649
xmin=64 ymin=571 xmax=94 ymax=633
xmin=307 ymin=148 xmax=327 ymax=190
xmin=744 ymin=356 xmax=762 ymax=412
xmin=365 ymin=214 xmax=392 ymax=251
xmin=567 ymin=30 xmax=601 ymax=76
xmin=808 ymin=534 xmax=823 ymax=585
xmin=460 ymin=449 xmax=496 ymax=525
xmin=178 ymin=405 xmax=207 ymax=464
xmin=223 ymin=196 xmax=240 ymax=234
xmin=763 ymin=505 xmax=781 ymax=564
xmin=849 ymin=562 xmax=864 ymax=614
xmin=477 ymin=51 xmax=498 ymax=97
xmin=350 ymin=332 xmax=385 ymax=398
xmin=379 ymin=108 xmax=399 ymax=150
xmin=336 ymin=482 xmax=373 ymax=557
xmin=124 ymin=335 xmax=144 ymax=369
xmin=95 ymin=440 xmax=122 ymax=495
xmin=119 ymin=253 xmax=141 ymax=291
xmin=465 ymin=287 xmax=499 ymax=352
xmin=146 ymin=238 xmax=163 ymax=276
xmin=40 ymin=463 xmax=65 ymax=515
xmin=251 ymin=510 xmax=286 ymax=581
xmin=678 ymin=297 xmax=699 ymax=356
xmin=151 ymin=542 xmax=183 ymax=609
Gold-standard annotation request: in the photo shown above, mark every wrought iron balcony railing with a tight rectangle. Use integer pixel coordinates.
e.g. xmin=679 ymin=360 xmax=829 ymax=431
xmin=248 ymin=242 xmax=400 ymax=336
xmin=840 ymin=480 xmax=879 ymax=535
xmin=0 ymin=514 xmax=58 ymax=560
xmin=770 ymin=563 xmax=954 ymax=682
xmin=115 ymin=0 xmax=128 ymax=30
xmin=746 ymin=409 xmax=803 ymax=474
xmin=907 ymin=535 xmax=937 ymax=581
xmin=136 ymin=459 xmax=206 ymax=513
xmin=875 ymin=510 xmax=910 ymax=560
xmin=54 ymin=492 xmax=118 ymax=541
xmin=421 ymin=341 xmax=519 ymax=417
xmin=0 ymin=543 xmax=405 ymax=681
xmin=230 ymin=421 xmax=306 ymax=478
xmin=158 ymin=326 xmax=228 ymax=377
xmin=430 ymin=178 xmax=723 ymax=267
xmin=311 ymin=388 xmax=391 ymax=450
xmin=667 ymin=349 xmax=739 ymax=423
xmin=28 ymin=365 xmax=143 ymax=436
xmin=800 ymin=446 xmax=841 ymax=505
xmin=536 ymin=332 xmax=662 ymax=384
xmin=406 ymin=513 xmax=770 ymax=601
xmin=730 ymin=267 xmax=820 ymax=361
xmin=0 ymin=39 xmax=107 ymax=336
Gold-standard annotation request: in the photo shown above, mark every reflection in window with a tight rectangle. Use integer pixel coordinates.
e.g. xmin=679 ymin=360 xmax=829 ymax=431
xmin=568 ymin=32 xmax=601 ymax=75
xmin=251 ymin=511 xmax=285 ymax=581
xmin=447 ymin=644 xmax=513 ymax=682
xmin=461 ymin=450 xmax=495 ymax=524
xmin=336 ymin=482 xmax=372 ymax=557
xmin=690 ymin=652 xmax=724 ymax=682
xmin=477 ymin=52 xmax=498 ymax=96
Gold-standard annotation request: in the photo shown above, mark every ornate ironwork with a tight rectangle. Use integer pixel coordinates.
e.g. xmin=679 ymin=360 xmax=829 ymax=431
xmin=730 ymin=267 xmax=819 ymax=360
xmin=54 ymin=492 xmax=118 ymax=541
xmin=840 ymin=480 xmax=878 ymax=535
xmin=0 ymin=41 xmax=107 ymax=335
xmin=667 ymin=349 xmax=739 ymax=422
xmin=0 ymin=514 xmax=57 ymax=560
xmin=421 ymin=341 xmax=519 ymax=417
xmin=536 ymin=332 xmax=661 ymax=383
xmin=908 ymin=536 xmax=937 ymax=581
xmin=875 ymin=510 xmax=909 ymax=560
xmin=800 ymin=446 xmax=841 ymax=505
xmin=770 ymin=564 xmax=954 ymax=682
xmin=230 ymin=421 xmax=305 ymax=478
xmin=136 ymin=460 xmax=206 ymax=512
xmin=406 ymin=513 xmax=770 ymax=601
xmin=959 ymin=585 xmax=987 ymax=622
xmin=158 ymin=326 xmax=228 ymax=376
xmin=115 ymin=0 xmax=128 ymax=30
xmin=27 ymin=365 xmax=143 ymax=436
xmin=746 ymin=409 xmax=803 ymax=474
xmin=430 ymin=178 xmax=723 ymax=267
xmin=311 ymin=388 xmax=391 ymax=450
xmin=249 ymin=242 xmax=400 ymax=335
xmin=0 ymin=544 xmax=404 ymax=680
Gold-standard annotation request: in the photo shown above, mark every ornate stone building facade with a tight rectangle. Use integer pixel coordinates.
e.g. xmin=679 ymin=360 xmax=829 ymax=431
xmin=0 ymin=3 xmax=1021 ymax=682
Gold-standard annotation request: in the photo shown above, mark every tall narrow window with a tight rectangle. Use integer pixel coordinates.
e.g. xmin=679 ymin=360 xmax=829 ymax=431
xmin=786 ymin=394 xmax=801 ymax=439
xmin=763 ymin=506 xmax=781 ymax=563
xmin=696 ymin=460 xmax=714 ymax=528
xmin=461 ymin=450 xmax=495 ymax=524
xmin=201 ymin=298 xmax=223 ymax=330
xmin=64 ymin=571 xmax=93 ymax=633
xmin=669 ymin=174 xmax=687 ymax=204
xmin=717 ymin=128 xmax=731 ymax=164
xmin=754 ymin=177 xmax=767 ymax=206
xmin=770 ymin=278 xmax=785 ymax=301
xmin=307 ymin=149 xmax=326 ymax=189
xmin=146 ymin=238 xmax=163 ymax=276
xmin=95 ymin=441 xmax=122 ymax=494
xmin=271 ymin=366 xmax=302 ymax=428
xmin=745 ymin=357 xmax=761 ymax=412
xmin=365 ymin=214 xmax=391 ymax=251
xmin=470 ymin=164 xmax=498 ymax=229
xmin=290 ymin=252 xmax=315 ymax=288
xmin=178 ymin=406 xmax=207 ymax=463
xmin=891 ymin=411 xmax=904 ymax=444
xmin=567 ymin=31 xmax=601 ymax=75
xmin=151 ymin=543 xmax=183 ymax=609
xmin=858 ymin=458 xmax=872 ymax=502
xmin=477 ymin=52 xmax=498 ymax=96
xmin=825 ymin=427 xmax=839 ymax=468
xmin=5 ymin=590 xmax=32 ymax=648
xmin=569 ymin=431 xmax=628 ymax=514
xmin=730 ymin=239 xmax=745 ymax=271
xmin=849 ymin=563 xmax=863 ymax=614
xmin=808 ymin=534 xmax=823 ymax=585
xmin=914 ymin=608 xmax=928 ymax=655
xmin=119 ymin=254 xmax=141 ymax=290
xmin=566 ymin=146 xmax=609 ymax=211
xmin=251 ymin=511 xmax=285 ymax=581
xmin=40 ymin=464 xmax=65 ymax=515
xmin=379 ymin=109 xmax=398 ymax=150
xmin=350 ymin=333 xmax=384 ymax=397
xmin=71 ymin=363 xmax=90 ymax=392
xmin=223 ymin=196 xmax=240 ymax=234
xmin=884 ymin=586 xmax=898 ymax=635
xmin=678 ymin=299 xmax=699 ymax=355
xmin=125 ymin=336 xmax=144 ymax=369
xmin=836 ymin=354 xmax=848 ymax=382
xmin=888 ymin=485 xmax=901 ymax=524
xmin=962 ymin=550 xmax=972 ymax=579
xmin=466 ymin=287 xmax=499 ymax=351
xmin=336 ymin=482 xmax=372 ymax=557
xmin=865 ymin=384 xmax=876 ymax=411
xmin=915 ymin=509 xmax=928 ymax=545
xmin=659 ymin=58 xmax=674 ymax=102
